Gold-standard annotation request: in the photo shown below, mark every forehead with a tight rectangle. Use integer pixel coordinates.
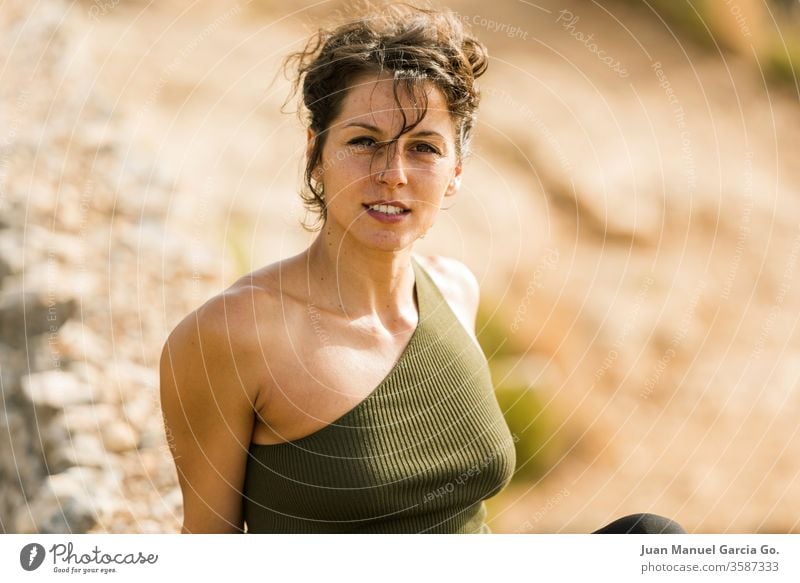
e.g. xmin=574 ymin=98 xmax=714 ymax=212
xmin=331 ymin=73 xmax=454 ymax=136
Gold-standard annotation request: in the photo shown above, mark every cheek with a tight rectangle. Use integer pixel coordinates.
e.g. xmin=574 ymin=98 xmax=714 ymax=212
xmin=321 ymin=149 xmax=373 ymax=184
xmin=419 ymin=165 xmax=456 ymax=191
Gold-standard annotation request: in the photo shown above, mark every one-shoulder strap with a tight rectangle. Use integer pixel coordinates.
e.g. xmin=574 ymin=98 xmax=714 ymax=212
xmin=410 ymin=255 xmax=456 ymax=329
xmin=410 ymin=255 xmax=431 ymax=319
xmin=410 ymin=255 xmax=485 ymax=357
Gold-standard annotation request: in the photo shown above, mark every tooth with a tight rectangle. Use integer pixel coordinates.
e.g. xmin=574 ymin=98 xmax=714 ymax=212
xmin=368 ymin=203 xmax=405 ymax=214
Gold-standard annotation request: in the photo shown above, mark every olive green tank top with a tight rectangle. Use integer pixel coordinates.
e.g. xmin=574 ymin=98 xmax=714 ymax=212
xmin=242 ymin=257 xmax=516 ymax=533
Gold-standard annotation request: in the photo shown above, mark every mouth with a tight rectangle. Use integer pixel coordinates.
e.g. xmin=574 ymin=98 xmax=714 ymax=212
xmin=362 ymin=201 xmax=411 ymax=216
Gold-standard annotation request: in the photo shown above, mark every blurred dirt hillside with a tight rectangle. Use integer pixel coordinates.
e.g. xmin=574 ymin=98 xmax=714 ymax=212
xmin=1 ymin=0 xmax=799 ymax=533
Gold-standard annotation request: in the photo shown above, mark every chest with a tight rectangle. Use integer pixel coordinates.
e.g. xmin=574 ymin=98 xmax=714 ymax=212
xmin=244 ymin=318 xmax=517 ymax=528
xmin=252 ymin=319 xmax=419 ymax=444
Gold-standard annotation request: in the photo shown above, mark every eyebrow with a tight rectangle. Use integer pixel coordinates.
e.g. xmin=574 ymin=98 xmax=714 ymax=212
xmin=342 ymin=122 xmax=447 ymax=141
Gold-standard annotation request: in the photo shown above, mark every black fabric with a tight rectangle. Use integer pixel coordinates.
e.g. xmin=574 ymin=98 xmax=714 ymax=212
xmin=592 ymin=513 xmax=687 ymax=534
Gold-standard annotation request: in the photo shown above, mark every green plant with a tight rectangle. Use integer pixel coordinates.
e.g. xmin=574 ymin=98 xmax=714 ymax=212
xmin=476 ymin=299 xmax=564 ymax=481
xmin=495 ymin=383 xmax=562 ymax=480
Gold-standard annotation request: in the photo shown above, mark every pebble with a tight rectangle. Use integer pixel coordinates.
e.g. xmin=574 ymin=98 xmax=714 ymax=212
xmin=101 ymin=422 xmax=140 ymax=453
xmin=0 ymin=292 xmax=76 ymax=348
xmin=21 ymin=370 xmax=100 ymax=409
xmin=14 ymin=470 xmax=100 ymax=534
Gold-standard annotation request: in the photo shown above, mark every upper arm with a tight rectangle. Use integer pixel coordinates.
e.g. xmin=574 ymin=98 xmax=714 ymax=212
xmin=159 ymin=292 xmax=262 ymax=533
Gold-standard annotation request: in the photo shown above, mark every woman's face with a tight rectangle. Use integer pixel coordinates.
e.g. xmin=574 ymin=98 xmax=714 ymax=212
xmin=309 ymin=73 xmax=462 ymax=252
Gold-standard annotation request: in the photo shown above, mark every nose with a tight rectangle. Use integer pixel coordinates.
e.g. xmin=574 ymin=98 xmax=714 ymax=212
xmin=375 ymin=142 xmax=408 ymax=188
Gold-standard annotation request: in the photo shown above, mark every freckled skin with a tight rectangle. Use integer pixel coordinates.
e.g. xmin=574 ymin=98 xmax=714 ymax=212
xmin=310 ymin=72 xmax=462 ymax=252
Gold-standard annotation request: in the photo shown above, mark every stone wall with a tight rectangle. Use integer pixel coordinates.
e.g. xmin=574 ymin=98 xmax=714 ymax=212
xmin=0 ymin=0 xmax=219 ymax=533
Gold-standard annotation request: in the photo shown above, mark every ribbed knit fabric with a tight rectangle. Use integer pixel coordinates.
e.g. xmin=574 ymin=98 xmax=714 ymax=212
xmin=242 ymin=257 xmax=516 ymax=533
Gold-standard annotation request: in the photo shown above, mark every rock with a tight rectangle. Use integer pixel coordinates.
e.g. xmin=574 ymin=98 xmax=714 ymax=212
xmin=0 ymin=408 xmax=45 ymax=490
xmin=40 ymin=404 xmax=118 ymax=472
xmin=121 ymin=390 xmax=156 ymax=430
xmin=21 ymin=370 xmax=100 ymax=409
xmin=0 ymin=344 xmax=20 ymax=396
xmin=46 ymin=433 xmax=108 ymax=471
xmin=59 ymin=403 xmax=116 ymax=433
xmin=68 ymin=433 xmax=111 ymax=468
xmin=139 ymin=416 xmax=168 ymax=450
xmin=52 ymin=184 xmax=88 ymax=230
xmin=161 ymin=487 xmax=182 ymax=513
xmin=37 ymin=228 xmax=86 ymax=264
xmin=90 ymin=492 xmax=121 ymax=527
xmin=13 ymin=469 xmax=101 ymax=534
xmin=137 ymin=519 xmax=164 ymax=534
xmin=51 ymin=320 xmax=110 ymax=363
xmin=67 ymin=361 xmax=103 ymax=387
xmin=1 ymin=488 xmax=26 ymax=527
xmin=0 ymin=232 xmax=20 ymax=264
xmin=108 ymin=360 xmax=158 ymax=403
xmin=0 ymin=237 xmax=15 ymax=281
xmin=101 ymin=422 xmax=139 ymax=453
xmin=0 ymin=292 xmax=76 ymax=348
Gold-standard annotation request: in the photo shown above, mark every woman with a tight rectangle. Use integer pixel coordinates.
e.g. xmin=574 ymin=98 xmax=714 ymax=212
xmin=159 ymin=3 xmax=684 ymax=535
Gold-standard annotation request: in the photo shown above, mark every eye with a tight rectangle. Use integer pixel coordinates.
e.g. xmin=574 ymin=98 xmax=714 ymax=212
xmin=347 ymin=136 xmax=377 ymax=150
xmin=412 ymin=142 xmax=441 ymax=155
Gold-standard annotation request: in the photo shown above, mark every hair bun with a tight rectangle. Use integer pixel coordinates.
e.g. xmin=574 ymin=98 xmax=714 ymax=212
xmin=463 ymin=37 xmax=489 ymax=79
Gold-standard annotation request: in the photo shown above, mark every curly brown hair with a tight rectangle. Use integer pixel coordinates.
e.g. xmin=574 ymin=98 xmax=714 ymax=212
xmin=283 ymin=2 xmax=489 ymax=231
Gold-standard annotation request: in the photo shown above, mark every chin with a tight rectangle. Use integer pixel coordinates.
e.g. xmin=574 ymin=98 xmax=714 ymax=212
xmin=357 ymin=230 xmax=416 ymax=252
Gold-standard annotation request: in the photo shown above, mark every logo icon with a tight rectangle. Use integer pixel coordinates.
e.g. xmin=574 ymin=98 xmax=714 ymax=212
xmin=20 ymin=543 xmax=46 ymax=571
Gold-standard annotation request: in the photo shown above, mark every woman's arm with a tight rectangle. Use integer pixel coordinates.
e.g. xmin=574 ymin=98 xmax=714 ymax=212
xmin=159 ymin=290 xmax=263 ymax=533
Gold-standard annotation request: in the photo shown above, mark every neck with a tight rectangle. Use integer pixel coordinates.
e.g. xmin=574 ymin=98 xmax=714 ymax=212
xmin=303 ymin=223 xmax=418 ymax=329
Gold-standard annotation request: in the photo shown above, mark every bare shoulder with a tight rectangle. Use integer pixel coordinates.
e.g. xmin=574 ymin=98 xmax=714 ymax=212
xmin=414 ymin=254 xmax=481 ymax=329
xmin=173 ymin=277 xmax=275 ymax=353
xmin=162 ymin=271 xmax=286 ymax=417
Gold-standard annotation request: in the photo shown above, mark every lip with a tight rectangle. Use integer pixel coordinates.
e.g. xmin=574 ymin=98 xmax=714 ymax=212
xmin=362 ymin=200 xmax=410 ymax=211
xmin=363 ymin=200 xmax=411 ymax=224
